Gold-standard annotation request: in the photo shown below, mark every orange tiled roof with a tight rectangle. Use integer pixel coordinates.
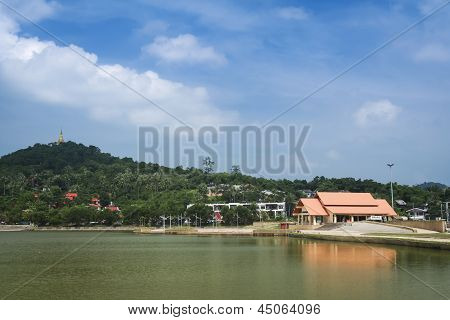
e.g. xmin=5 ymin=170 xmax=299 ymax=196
xmin=294 ymin=192 xmax=396 ymax=217
xmin=325 ymin=205 xmax=387 ymax=215
xmin=374 ymin=199 xmax=397 ymax=216
xmin=316 ymin=192 xmax=378 ymax=206
xmin=298 ymin=198 xmax=328 ymax=216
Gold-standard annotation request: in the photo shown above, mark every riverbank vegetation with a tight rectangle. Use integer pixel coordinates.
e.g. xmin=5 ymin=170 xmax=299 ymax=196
xmin=0 ymin=142 xmax=448 ymax=226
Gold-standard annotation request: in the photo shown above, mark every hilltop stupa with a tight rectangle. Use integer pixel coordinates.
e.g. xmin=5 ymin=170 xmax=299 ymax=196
xmin=57 ymin=130 xmax=64 ymax=145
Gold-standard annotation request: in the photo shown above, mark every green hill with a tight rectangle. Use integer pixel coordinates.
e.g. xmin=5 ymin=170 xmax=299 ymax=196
xmin=416 ymin=182 xmax=447 ymax=190
xmin=0 ymin=142 xmax=129 ymax=173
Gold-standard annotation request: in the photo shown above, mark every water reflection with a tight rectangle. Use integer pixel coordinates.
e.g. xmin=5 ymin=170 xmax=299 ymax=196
xmin=263 ymin=238 xmax=399 ymax=299
xmin=300 ymin=240 xmax=396 ymax=269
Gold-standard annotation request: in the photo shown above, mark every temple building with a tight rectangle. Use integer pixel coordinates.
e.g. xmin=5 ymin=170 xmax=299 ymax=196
xmin=293 ymin=192 xmax=396 ymax=225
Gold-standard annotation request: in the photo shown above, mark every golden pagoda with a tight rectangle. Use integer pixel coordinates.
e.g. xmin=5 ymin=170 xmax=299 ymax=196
xmin=57 ymin=130 xmax=64 ymax=145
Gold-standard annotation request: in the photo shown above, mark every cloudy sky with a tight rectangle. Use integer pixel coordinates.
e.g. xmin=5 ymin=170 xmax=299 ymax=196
xmin=0 ymin=0 xmax=449 ymax=185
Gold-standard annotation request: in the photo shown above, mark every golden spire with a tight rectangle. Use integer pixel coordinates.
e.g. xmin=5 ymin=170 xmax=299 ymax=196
xmin=57 ymin=129 xmax=64 ymax=145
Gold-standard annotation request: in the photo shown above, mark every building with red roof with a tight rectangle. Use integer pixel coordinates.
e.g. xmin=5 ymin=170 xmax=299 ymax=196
xmin=65 ymin=192 xmax=78 ymax=201
xmin=293 ymin=192 xmax=396 ymax=225
xmin=105 ymin=202 xmax=120 ymax=212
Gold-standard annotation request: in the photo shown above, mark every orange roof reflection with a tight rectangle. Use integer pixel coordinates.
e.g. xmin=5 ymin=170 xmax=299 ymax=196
xmin=301 ymin=242 xmax=396 ymax=269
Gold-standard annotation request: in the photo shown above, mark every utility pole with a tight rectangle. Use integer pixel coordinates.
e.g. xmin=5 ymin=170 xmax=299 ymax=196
xmin=387 ymin=163 xmax=394 ymax=208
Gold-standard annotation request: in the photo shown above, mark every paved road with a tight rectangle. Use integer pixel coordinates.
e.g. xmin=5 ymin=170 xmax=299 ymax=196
xmin=338 ymin=222 xmax=414 ymax=234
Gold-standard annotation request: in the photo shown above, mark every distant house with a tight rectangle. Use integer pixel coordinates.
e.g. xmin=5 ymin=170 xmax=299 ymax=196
xmin=301 ymin=190 xmax=315 ymax=198
xmin=406 ymin=208 xmax=427 ymax=221
xmin=65 ymin=192 xmax=78 ymax=201
xmin=395 ymin=200 xmax=407 ymax=207
xmin=207 ymin=186 xmax=223 ymax=197
xmin=293 ymin=192 xmax=397 ymax=225
xmin=89 ymin=197 xmax=101 ymax=210
xmin=261 ymin=190 xmax=274 ymax=196
xmin=105 ymin=202 xmax=120 ymax=212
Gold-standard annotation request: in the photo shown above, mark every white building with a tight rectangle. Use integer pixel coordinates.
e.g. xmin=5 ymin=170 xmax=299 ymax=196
xmin=187 ymin=202 xmax=286 ymax=219
xmin=406 ymin=208 xmax=427 ymax=221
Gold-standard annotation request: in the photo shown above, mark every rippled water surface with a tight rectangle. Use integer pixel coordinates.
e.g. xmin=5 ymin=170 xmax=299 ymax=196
xmin=0 ymin=232 xmax=449 ymax=299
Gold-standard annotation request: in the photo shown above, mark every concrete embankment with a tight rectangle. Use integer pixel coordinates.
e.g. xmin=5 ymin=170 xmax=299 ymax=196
xmin=135 ymin=227 xmax=296 ymax=236
xmin=36 ymin=226 xmax=137 ymax=232
xmin=0 ymin=225 xmax=34 ymax=232
xmin=136 ymin=227 xmax=254 ymax=236
xmin=0 ymin=226 xmax=137 ymax=232
xmin=387 ymin=220 xmax=447 ymax=233
xmin=289 ymin=233 xmax=450 ymax=250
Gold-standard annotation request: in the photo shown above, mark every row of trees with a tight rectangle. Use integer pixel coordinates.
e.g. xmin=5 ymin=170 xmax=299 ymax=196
xmin=0 ymin=205 xmax=119 ymax=226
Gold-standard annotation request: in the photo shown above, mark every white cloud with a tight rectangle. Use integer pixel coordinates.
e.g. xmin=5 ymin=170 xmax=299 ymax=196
xmin=0 ymin=0 xmax=58 ymax=21
xmin=414 ymin=43 xmax=450 ymax=62
xmin=418 ymin=0 xmax=444 ymax=14
xmin=136 ymin=20 xmax=169 ymax=37
xmin=354 ymin=100 xmax=401 ymax=127
xmin=277 ymin=6 xmax=308 ymax=20
xmin=325 ymin=149 xmax=340 ymax=160
xmin=145 ymin=1 xmax=257 ymax=31
xmin=0 ymin=0 xmax=57 ymax=35
xmin=0 ymin=3 xmax=236 ymax=128
xmin=144 ymin=34 xmax=226 ymax=65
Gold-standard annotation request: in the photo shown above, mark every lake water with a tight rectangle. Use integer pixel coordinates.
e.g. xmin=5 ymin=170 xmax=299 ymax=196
xmin=0 ymin=232 xmax=449 ymax=299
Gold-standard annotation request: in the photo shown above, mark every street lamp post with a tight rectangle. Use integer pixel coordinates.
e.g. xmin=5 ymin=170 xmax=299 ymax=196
xmin=387 ymin=163 xmax=394 ymax=208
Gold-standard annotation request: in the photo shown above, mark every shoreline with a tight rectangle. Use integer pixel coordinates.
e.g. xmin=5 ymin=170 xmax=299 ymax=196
xmin=0 ymin=225 xmax=137 ymax=232
xmin=2 ymin=225 xmax=449 ymax=250
xmin=289 ymin=232 xmax=450 ymax=250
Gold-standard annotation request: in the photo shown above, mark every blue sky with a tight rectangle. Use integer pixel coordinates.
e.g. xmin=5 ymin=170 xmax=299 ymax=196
xmin=0 ymin=0 xmax=449 ymax=185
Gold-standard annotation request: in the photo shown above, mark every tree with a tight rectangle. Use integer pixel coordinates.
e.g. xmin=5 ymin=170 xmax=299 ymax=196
xmin=285 ymin=193 xmax=297 ymax=218
xmin=221 ymin=206 xmax=235 ymax=226
xmin=230 ymin=165 xmax=241 ymax=175
xmin=195 ymin=183 xmax=208 ymax=203
xmin=220 ymin=206 xmax=254 ymax=226
xmin=202 ymin=157 xmax=215 ymax=174
xmin=235 ymin=206 xmax=254 ymax=225
xmin=97 ymin=210 xmax=119 ymax=225
xmin=186 ymin=204 xmax=213 ymax=226
xmin=62 ymin=206 xmax=94 ymax=226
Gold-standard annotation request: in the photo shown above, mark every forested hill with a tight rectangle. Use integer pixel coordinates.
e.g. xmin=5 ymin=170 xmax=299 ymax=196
xmin=0 ymin=142 xmax=448 ymax=225
xmin=0 ymin=142 xmax=132 ymax=174
xmin=416 ymin=182 xmax=447 ymax=190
